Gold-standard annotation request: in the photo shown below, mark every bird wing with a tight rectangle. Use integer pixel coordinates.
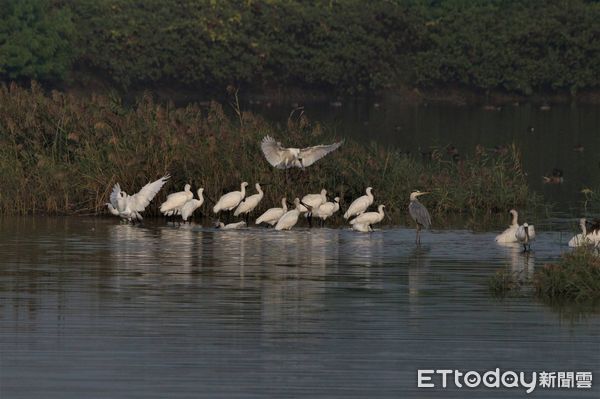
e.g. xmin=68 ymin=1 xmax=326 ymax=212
xmin=298 ymin=140 xmax=343 ymax=167
xmin=130 ymin=175 xmax=170 ymax=212
xmin=409 ymin=201 xmax=431 ymax=229
xmin=261 ymin=135 xmax=286 ymax=168
xmin=109 ymin=183 xmax=121 ymax=208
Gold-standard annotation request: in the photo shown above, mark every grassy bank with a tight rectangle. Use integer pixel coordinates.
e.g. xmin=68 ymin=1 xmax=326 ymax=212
xmin=0 ymin=83 xmax=534 ymax=221
xmin=488 ymin=248 xmax=600 ymax=306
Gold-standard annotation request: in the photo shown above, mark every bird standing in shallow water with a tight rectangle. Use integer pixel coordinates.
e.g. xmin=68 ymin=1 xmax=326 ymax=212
xmin=408 ymin=191 xmax=431 ymax=244
xmin=344 ymin=187 xmax=374 ymax=220
xmin=515 ymin=223 xmax=536 ymax=252
xmin=234 ymin=183 xmax=264 ymax=224
xmin=256 ymin=197 xmax=287 ymax=226
xmin=568 ymin=218 xmax=600 ymax=247
xmin=349 ymin=204 xmax=385 ymax=230
xmin=107 ymin=175 xmax=170 ymax=223
xmin=495 ymin=209 xmax=519 ymax=243
xmin=213 ymin=182 xmax=248 ymax=217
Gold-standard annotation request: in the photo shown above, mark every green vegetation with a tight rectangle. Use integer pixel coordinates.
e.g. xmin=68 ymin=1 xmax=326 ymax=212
xmin=2 ymin=1 xmax=599 ymax=96
xmin=0 ymin=83 xmax=533 ymax=218
xmin=534 ymin=248 xmax=600 ymax=304
xmin=488 ymin=248 xmax=600 ymax=305
xmin=0 ymin=0 xmax=74 ymax=82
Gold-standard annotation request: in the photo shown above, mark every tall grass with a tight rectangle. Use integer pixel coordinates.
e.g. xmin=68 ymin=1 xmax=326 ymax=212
xmin=534 ymin=248 xmax=600 ymax=304
xmin=0 ymin=83 xmax=535 ymax=221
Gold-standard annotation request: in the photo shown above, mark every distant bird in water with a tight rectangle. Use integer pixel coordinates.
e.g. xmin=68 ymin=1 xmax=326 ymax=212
xmin=260 ymin=135 xmax=343 ymax=170
xmin=180 ymin=188 xmax=204 ymax=223
xmin=543 ymin=168 xmax=563 ymax=184
xmin=349 ymin=204 xmax=385 ymax=230
xmin=515 ymin=222 xmax=535 ymax=252
xmin=234 ymin=183 xmax=264 ymax=224
xmin=408 ymin=191 xmax=432 ymax=244
xmin=568 ymin=218 xmax=600 ymax=247
xmin=256 ymin=197 xmax=287 ymax=226
xmin=495 ymin=209 xmax=520 ymax=243
xmin=573 ymin=144 xmax=584 ymax=153
xmin=314 ymin=196 xmax=340 ymax=226
xmin=540 ymin=104 xmax=551 ymax=111
xmin=215 ymin=221 xmax=246 ymax=230
xmin=300 ymin=189 xmax=328 ymax=226
xmin=107 ymin=175 xmax=170 ymax=223
xmin=213 ymin=182 xmax=248 ymax=214
xmin=344 ymin=187 xmax=374 ymax=220
xmin=160 ymin=183 xmax=193 ymax=217
xmin=275 ymin=198 xmax=305 ymax=231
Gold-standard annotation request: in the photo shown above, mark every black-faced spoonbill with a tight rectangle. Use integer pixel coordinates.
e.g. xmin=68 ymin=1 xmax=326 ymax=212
xmin=255 ymin=197 xmax=287 ymax=226
xmin=344 ymin=187 xmax=374 ymax=219
xmin=107 ymin=174 xmax=170 ymax=223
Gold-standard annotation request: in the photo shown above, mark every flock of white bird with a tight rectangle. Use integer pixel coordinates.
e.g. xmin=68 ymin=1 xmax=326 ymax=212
xmin=105 ymin=135 xmax=596 ymax=250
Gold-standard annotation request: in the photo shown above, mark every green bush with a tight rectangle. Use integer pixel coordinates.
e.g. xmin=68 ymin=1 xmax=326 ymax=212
xmin=0 ymin=0 xmax=74 ymax=82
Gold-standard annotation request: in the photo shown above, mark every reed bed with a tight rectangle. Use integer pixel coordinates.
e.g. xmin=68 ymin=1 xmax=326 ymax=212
xmin=0 ymin=83 xmax=534 ymax=222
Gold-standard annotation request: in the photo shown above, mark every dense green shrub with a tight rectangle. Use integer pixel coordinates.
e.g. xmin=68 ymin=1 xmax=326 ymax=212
xmin=0 ymin=0 xmax=74 ymax=82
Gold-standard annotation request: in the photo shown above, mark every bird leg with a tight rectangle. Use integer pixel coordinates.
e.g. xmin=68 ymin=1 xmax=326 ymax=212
xmin=307 ymin=213 xmax=313 ymax=228
xmin=245 ymin=213 xmax=249 ymax=225
xmin=416 ymin=225 xmax=421 ymax=244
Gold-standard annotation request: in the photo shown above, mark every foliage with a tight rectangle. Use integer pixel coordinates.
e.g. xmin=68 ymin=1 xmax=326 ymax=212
xmin=3 ymin=0 xmax=598 ymax=95
xmin=488 ymin=269 xmax=525 ymax=297
xmin=0 ymin=83 xmax=535 ymax=220
xmin=534 ymin=247 xmax=600 ymax=304
xmin=0 ymin=0 xmax=74 ymax=82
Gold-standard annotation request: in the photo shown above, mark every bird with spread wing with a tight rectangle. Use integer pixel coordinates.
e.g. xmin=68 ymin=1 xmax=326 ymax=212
xmin=260 ymin=135 xmax=343 ymax=170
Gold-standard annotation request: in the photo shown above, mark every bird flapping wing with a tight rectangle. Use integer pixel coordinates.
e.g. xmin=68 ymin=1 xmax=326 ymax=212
xmin=261 ymin=135 xmax=285 ymax=168
xmin=130 ymin=175 xmax=170 ymax=211
xmin=298 ymin=140 xmax=343 ymax=167
xmin=109 ymin=183 xmax=121 ymax=208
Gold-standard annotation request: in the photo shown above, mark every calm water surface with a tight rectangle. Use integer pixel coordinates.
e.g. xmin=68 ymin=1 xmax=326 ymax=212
xmin=1 ymin=217 xmax=598 ymax=398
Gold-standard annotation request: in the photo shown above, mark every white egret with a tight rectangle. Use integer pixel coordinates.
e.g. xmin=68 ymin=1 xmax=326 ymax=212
xmin=180 ymin=188 xmax=204 ymax=223
xmin=351 ymin=223 xmax=373 ymax=233
xmin=314 ymin=197 xmax=340 ymax=226
xmin=344 ymin=187 xmax=374 ymax=219
xmin=215 ymin=221 xmax=247 ymax=230
xmin=495 ymin=209 xmax=519 ymax=243
xmin=275 ymin=198 xmax=304 ymax=231
xmin=107 ymin=175 xmax=170 ymax=223
xmin=261 ymin=135 xmax=343 ymax=169
xmin=213 ymin=182 xmax=249 ymax=214
xmin=568 ymin=218 xmax=600 ymax=247
xmin=234 ymin=183 xmax=264 ymax=223
xmin=160 ymin=183 xmax=193 ymax=215
xmin=515 ymin=222 xmax=536 ymax=252
xmin=349 ymin=204 xmax=385 ymax=229
xmin=408 ymin=191 xmax=431 ymax=244
xmin=255 ymin=197 xmax=287 ymax=226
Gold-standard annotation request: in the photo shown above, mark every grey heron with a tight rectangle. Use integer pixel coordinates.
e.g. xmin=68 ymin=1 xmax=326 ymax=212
xmin=408 ymin=191 xmax=431 ymax=244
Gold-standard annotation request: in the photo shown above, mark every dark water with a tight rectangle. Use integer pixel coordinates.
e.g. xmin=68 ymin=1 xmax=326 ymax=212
xmin=1 ymin=217 xmax=599 ymax=398
xmin=248 ymin=98 xmax=600 ymax=212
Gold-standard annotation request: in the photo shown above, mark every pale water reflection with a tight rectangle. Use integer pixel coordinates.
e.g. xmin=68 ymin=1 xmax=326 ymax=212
xmin=0 ymin=217 xmax=598 ymax=398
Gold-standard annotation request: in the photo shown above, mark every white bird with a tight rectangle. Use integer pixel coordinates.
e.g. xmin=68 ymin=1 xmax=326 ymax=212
xmin=568 ymin=218 xmax=600 ymax=247
xmin=515 ymin=222 xmax=536 ymax=252
xmin=215 ymin=221 xmax=247 ymax=230
xmin=495 ymin=209 xmax=519 ymax=243
xmin=344 ymin=187 xmax=374 ymax=219
xmin=160 ymin=184 xmax=193 ymax=215
xmin=408 ymin=191 xmax=431 ymax=244
xmin=314 ymin=197 xmax=340 ymax=226
xmin=233 ymin=183 xmax=264 ymax=223
xmin=351 ymin=223 xmax=373 ymax=233
xmin=180 ymin=188 xmax=204 ymax=223
xmin=107 ymin=175 xmax=170 ymax=222
xmin=299 ymin=189 xmax=328 ymax=213
xmin=261 ymin=135 xmax=343 ymax=169
xmin=213 ymin=182 xmax=249 ymax=213
xmin=275 ymin=198 xmax=303 ymax=230
xmin=256 ymin=197 xmax=287 ymax=226
xmin=350 ymin=204 xmax=385 ymax=229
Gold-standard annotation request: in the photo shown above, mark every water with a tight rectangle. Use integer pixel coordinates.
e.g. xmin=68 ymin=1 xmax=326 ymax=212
xmin=1 ymin=217 xmax=598 ymax=398
xmin=248 ymin=99 xmax=600 ymax=211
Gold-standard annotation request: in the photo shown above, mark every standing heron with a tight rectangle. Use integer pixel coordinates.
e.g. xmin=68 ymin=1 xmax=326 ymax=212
xmin=408 ymin=191 xmax=431 ymax=244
